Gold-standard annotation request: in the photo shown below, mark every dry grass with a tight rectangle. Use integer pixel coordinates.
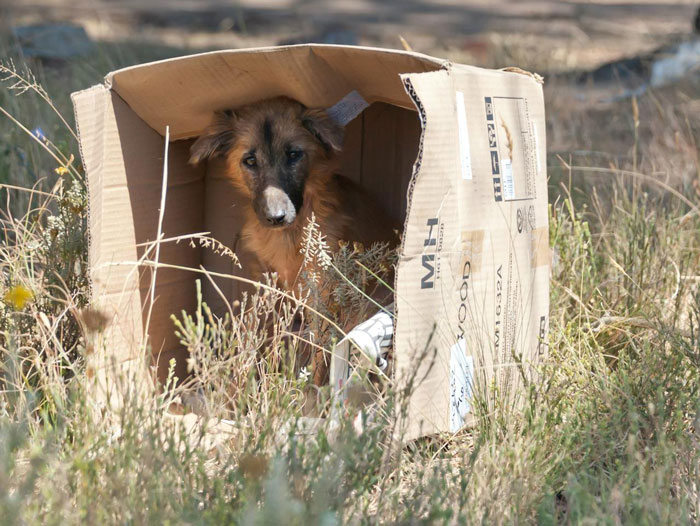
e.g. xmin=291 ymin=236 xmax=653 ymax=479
xmin=1 ymin=34 xmax=700 ymax=525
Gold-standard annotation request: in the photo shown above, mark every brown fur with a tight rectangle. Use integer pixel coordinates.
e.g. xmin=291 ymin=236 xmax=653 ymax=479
xmin=191 ymin=97 xmax=397 ymax=288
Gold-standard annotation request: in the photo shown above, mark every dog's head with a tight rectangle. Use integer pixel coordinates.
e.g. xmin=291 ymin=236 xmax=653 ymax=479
xmin=189 ymin=97 xmax=343 ymax=228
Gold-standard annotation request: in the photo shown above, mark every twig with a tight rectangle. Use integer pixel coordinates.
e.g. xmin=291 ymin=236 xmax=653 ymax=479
xmin=144 ymin=126 xmax=170 ymax=340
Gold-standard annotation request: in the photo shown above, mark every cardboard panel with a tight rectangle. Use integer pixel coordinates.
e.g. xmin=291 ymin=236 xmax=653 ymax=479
xmin=73 ymin=85 xmax=206 ymax=384
xmin=337 ymin=112 xmax=363 ymax=185
xmin=395 ymin=66 xmax=549 ymax=439
xmin=106 ymin=45 xmax=445 ymax=140
xmin=117 ymin=124 xmax=205 ymax=383
xmin=72 ymin=85 xmax=145 ymax=364
xmin=451 ymin=65 xmax=549 ymax=424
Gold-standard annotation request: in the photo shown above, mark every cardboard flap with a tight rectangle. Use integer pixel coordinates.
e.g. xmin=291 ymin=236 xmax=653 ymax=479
xmin=72 ymin=85 xmax=145 ymax=361
xmin=105 ymin=45 xmax=445 ymax=140
xmin=395 ymin=66 xmax=549 ymax=439
xmin=394 ymin=69 xmax=461 ymax=438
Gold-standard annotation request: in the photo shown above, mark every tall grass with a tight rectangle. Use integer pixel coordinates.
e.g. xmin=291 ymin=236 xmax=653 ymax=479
xmin=0 ymin=37 xmax=700 ymax=524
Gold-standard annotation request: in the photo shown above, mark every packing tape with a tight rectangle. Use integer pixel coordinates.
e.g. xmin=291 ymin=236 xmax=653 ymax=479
xmin=460 ymin=229 xmax=484 ymax=275
xmin=326 ymin=90 xmax=370 ymax=127
xmin=531 ymin=226 xmax=550 ymax=268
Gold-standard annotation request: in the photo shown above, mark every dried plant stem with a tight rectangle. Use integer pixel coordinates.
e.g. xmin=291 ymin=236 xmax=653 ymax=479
xmin=0 ymin=62 xmax=79 ymax=143
xmin=144 ymin=126 xmax=170 ymax=342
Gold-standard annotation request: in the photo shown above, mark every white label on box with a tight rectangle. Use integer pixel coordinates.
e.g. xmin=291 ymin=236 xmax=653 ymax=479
xmin=455 ymin=91 xmax=472 ymax=180
xmin=326 ymin=90 xmax=369 ymax=127
xmin=502 ymin=158 xmax=515 ymax=200
xmin=450 ymin=338 xmax=474 ymax=432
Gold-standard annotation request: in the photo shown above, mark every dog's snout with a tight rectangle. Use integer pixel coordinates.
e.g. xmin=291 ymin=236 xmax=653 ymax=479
xmin=266 ymin=210 xmax=286 ymax=225
xmin=260 ymin=186 xmax=296 ymax=227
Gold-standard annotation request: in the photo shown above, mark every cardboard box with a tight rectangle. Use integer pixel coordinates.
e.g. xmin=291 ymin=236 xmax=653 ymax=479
xmin=71 ymin=45 xmax=549 ymax=439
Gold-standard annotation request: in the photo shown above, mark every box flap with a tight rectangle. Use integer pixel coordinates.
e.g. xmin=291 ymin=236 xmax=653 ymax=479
xmin=395 ymin=65 xmax=549 ymax=439
xmin=104 ymin=44 xmax=446 ymax=140
xmin=72 ymin=84 xmax=146 ymax=362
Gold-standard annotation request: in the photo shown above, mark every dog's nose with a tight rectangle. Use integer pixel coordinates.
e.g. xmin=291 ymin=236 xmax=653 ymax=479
xmin=266 ymin=211 xmax=286 ymax=225
xmin=261 ymin=186 xmax=295 ymax=226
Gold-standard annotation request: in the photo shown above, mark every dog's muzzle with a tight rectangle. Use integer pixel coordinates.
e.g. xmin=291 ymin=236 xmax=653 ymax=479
xmin=260 ymin=186 xmax=297 ymax=227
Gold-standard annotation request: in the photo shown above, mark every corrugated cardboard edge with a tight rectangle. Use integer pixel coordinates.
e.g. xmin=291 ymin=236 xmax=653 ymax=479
xmin=71 ymin=85 xmax=157 ymax=411
xmin=70 ymin=84 xmax=102 ymax=301
xmin=103 ymin=43 xmax=449 ymax=88
xmin=393 ymin=60 xmax=452 ymax=338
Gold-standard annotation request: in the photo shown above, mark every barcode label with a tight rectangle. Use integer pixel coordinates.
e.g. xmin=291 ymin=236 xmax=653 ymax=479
xmin=502 ymin=159 xmax=515 ymax=200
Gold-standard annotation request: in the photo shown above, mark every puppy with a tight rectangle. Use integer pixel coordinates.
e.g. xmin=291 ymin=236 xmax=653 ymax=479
xmin=189 ymin=96 xmax=397 ymax=288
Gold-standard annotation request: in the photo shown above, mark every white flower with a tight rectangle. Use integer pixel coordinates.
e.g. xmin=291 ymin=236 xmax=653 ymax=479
xmin=299 ymin=213 xmax=332 ymax=282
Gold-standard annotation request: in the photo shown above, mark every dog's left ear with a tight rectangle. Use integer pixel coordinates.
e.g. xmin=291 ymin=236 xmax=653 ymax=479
xmin=302 ymin=108 xmax=344 ymax=153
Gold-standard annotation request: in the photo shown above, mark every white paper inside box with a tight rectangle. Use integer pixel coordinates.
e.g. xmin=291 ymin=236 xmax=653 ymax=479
xmin=71 ymin=44 xmax=549 ymax=440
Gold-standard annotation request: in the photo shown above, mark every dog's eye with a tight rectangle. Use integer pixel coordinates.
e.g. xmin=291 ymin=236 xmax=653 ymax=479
xmin=242 ymin=155 xmax=257 ymax=168
xmin=287 ymin=150 xmax=303 ymax=162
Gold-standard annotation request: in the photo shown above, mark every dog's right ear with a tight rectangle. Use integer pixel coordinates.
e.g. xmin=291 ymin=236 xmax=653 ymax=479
xmin=189 ymin=110 xmax=237 ymax=165
xmin=302 ymin=108 xmax=344 ymax=153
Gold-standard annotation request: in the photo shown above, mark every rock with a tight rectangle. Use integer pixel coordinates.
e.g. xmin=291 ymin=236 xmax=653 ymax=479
xmin=280 ymin=26 xmax=358 ymax=47
xmin=570 ymin=37 xmax=700 ymax=101
xmin=13 ymin=24 xmax=94 ymax=60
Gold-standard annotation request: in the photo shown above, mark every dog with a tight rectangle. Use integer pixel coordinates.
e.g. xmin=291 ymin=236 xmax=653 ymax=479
xmin=189 ymin=96 xmax=397 ymax=288
xmin=189 ymin=97 xmax=398 ymax=389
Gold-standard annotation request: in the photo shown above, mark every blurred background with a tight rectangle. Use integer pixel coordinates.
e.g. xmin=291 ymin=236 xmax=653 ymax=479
xmin=1 ymin=0 xmax=699 ymax=196
xmin=3 ymin=0 xmax=697 ymax=70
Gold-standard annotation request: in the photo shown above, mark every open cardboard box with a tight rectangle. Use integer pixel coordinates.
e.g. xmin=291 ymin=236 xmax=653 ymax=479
xmin=72 ymin=45 xmax=549 ymax=440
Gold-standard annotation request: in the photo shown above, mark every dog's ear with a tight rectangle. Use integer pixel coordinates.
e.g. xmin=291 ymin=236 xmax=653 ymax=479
xmin=302 ymin=108 xmax=343 ymax=153
xmin=189 ymin=110 xmax=237 ymax=165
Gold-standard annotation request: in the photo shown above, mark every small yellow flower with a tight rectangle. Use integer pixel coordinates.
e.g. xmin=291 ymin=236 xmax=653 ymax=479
xmin=54 ymin=166 xmax=69 ymax=175
xmin=3 ymin=285 xmax=34 ymax=310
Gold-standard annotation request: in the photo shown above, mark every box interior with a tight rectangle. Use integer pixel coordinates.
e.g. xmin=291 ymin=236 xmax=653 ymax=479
xmin=145 ymin=103 xmax=421 ymax=383
xmin=102 ymin=47 xmax=436 ymax=383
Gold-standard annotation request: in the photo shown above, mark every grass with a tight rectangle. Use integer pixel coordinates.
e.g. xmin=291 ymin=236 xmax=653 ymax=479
xmin=1 ymin=33 xmax=700 ymax=525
